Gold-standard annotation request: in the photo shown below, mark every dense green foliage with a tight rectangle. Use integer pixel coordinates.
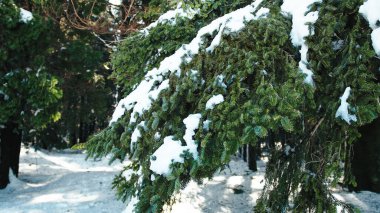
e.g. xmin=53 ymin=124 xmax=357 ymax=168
xmin=0 ymin=0 xmax=62 ymax=131
xmin=110 ymin=0 xmax=253 ymax=96
xmin=111 ymin=20 xmax=199 ymax=96
xmin=256 ymin=0 xmax=380 ymax=211
xmin=0 ymin=0 xmax=116 ymax=146
xmin=87 ymin=0 xmax=380 ymax=212
xmin=37 ymin=34 xmax=114 ymax=148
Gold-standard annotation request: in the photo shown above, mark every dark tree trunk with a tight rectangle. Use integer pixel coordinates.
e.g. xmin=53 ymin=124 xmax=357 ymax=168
xmin=89 ymin=120 xmax=95 ymax=136
xmin=79 ymin=121 xmax=84 ymax=142
xmin=351 ymin=118 xmax=380 ymax=192
xmin=343 ymin=141 xmax=352 ymax=187
xmin=279 ymin=129 xmax=286 ymax=147
xmin=256 ymin=141 xmax=262 ymax=159
xmin=267 ymin=131 xmax=274 ymax=150
xmin=242 ymin=145 xmax=247 ymax=162
xmin=0 ymin=122 xmax=22 ymax=189
xmin=69 ymin=128 xmax=77 ymax=146
xmin=78 ymin=95 xmax=85 ymax=142
xmin=248 ymin=144 xmax=257 ymax=171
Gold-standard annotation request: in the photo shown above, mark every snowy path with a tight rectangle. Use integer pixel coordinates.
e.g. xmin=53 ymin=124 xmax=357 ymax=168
xmin=0 ymin=148 xmax=125 ymax=213
xmin=1 ymin=148 xmax=379 ymax=212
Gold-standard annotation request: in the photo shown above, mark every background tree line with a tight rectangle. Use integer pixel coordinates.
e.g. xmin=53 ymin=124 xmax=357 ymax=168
xmin=0 ymin=0 xmax=117 ymax=188
xmin=0 ymin=0 xmax=170 ymax=190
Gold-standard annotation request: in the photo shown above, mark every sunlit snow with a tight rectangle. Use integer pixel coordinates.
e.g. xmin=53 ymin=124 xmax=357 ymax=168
xmin=1 ymin=148 xmax=379 ymax=212
xmin=0 ymin=148 xmax=125 ymax=212
xmin=150 ymin=113 xmax=201 ymax=176
xmin=149 ymin=136 xmax=187 ymax=176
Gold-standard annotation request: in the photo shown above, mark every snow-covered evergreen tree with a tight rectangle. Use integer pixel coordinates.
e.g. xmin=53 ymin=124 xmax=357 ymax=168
xmin=87 ymin=0 xmax=380 ymax=212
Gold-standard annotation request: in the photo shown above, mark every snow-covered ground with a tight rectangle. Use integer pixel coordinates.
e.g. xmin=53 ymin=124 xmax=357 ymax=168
xmin=164 ymin=159 xmax=266 ymax=213
xmin=0 ymin=148 xmax=379 ymax=212
xmin=0 ymin=147 xmax=125 ymax=213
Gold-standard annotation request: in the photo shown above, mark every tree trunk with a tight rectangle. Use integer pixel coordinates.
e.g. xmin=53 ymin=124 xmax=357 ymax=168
xmin=256 ymin=141 xmax=262 ymax=159
xmin=351 ymin=118 xmax=380 ymax=192
xmin=343 ymin=140 xmax=352 ymax=187
xmin=267 ymin=131 xmax=274 ymax=150
xmin=69 ymin=127 xmax=77 ymax=146
xmin=248 ymin=144 xmax=257 ymax=171
xmin=0 ymin=122 xmax=22 ymax=189
xmin=242 ymin=145 xmax=247 ymax=162
xmin=79 ymin=121 xmax=84 ymax=142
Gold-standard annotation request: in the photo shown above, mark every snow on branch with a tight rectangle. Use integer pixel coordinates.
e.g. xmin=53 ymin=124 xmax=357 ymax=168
xmin=335 ymin=87 xmax=357 ymax=124
xmin=110 ymin=0 xmax=269 ymax=125
xmin=149 ymin=136 xmax=187 ymax=176
xmin=141 ymin=2 xmax=200 ymax=36
xmin=205 ymin=94 xmax=224 ymax=110
xmin=130 ymin=121 xmax=147 ymax=152
xmin=281 ymin=0 xmax=321 ymax=85
xmin=20 ymin=8 xmax=33 ymax=23
xmin=359 ymin=0 xmax=380 ymax=56
xmin=149 ymin=114 xmax=201 ymax=176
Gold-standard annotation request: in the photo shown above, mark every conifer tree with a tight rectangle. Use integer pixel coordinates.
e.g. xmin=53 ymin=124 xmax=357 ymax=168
xmin=0 ymin=0 xmax=62 ymax=188
xmin=87 ymin=0 xmax=380 ymax=212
